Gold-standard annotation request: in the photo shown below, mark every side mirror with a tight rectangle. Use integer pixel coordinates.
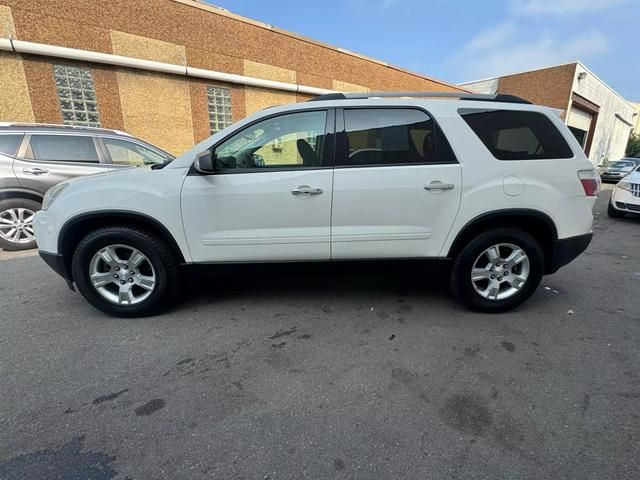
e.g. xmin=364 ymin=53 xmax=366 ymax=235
xmin=194 ymin=150 xmax=215 ymax=174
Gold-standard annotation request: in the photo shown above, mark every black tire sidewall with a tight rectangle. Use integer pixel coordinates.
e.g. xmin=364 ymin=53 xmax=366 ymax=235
xmin=451 ymin=228 xmax=544 ymax=313
xmin=72 ymin=228 xmax=176 ymax=317
xmin=0 ymin=198 xmax=41 ymax=251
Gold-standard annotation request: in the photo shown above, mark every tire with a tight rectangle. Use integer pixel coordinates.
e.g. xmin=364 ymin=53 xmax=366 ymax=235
xmin=72 ymin=227 xmax=179 ymax=317
xmin=607 ymin=200 xmax=625 ymax=218
xmin=0 ymin=198 xmax=41 ymax=251
xmin=450 ymin=228 xmax=544 ymax=313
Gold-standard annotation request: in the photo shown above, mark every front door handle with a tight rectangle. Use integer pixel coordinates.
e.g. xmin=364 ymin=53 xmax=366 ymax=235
xmin=291 ymin=185 xmax=323 ymax=196
xmin=424 ymin=181 xmax=455 ymax=191
xmin=23 ymin=167 xmax=49 ymax=176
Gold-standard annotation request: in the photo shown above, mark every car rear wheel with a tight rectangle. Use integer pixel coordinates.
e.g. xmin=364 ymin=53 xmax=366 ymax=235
xmin=450 ymin=228 xmax=544 ymax=313
xmin=0 ymin=198 xmax=40 ymax=251
xmin=607 ymin=200 xmax=626 ymax=218
xmin=72 ymin=227 xmax=179 ymax=317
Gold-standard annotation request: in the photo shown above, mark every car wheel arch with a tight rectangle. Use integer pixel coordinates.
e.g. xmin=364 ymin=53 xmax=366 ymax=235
xmin=447 ymin=209 xmax=558 ymax=273
xmin=0 ymin=189 xmax=43 ymax=203
xmin=58 ymin=211 xmax=187 ymax=280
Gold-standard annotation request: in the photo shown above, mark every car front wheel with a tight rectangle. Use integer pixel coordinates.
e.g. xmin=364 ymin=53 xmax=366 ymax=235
xmin=450 ymin=228 xmax=544 ymax=313
xmin=72 ymin=227 xmax=179 ymax=317
xmin=0 ymin=198 xmax=40 ymax=251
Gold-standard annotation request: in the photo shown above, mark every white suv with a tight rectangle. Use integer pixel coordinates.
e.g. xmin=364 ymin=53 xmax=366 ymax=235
xmin=34 ymin=92 xmax=599 ymax=317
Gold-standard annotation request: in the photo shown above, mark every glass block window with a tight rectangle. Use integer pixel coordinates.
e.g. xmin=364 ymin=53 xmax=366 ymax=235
xmin=207 ymin=86 xmax=232 ymax=134
xmin=54 ymin=65 xmax=101 ymax=128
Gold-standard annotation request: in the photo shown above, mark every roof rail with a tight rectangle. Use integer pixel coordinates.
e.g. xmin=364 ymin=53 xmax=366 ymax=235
xmin=0 ymin=122 xmax=132 ymax=135
xmin=307 ymin=91 xmax=532 ymax=104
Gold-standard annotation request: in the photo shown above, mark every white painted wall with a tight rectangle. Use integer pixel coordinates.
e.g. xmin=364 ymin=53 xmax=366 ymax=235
xmin=571 ymin=64 xmax=636 ymax=166
xmin=459 ymin=78 xmax=499 ymax=95
xmin=631 ymin=102 xmax=640 ymax=135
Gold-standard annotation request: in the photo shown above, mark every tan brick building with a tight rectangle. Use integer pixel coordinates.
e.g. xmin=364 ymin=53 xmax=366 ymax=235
xmin=0 ymin=0 xmax=462 ymax=155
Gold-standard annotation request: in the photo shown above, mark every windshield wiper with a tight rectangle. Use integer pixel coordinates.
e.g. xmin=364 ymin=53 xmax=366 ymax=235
xmin=151 ymin=159 xmax=173 ymax=170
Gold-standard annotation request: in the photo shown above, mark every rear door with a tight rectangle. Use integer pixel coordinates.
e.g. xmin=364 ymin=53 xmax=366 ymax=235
xmin=13 ymin=133 xmax=108 ymax=194
xmin=331 ymin=107 xmax=461 ymax=259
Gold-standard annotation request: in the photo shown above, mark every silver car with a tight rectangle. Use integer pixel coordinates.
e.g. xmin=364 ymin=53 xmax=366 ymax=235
xmin=0 ymin=123 xmax=174 ymax=250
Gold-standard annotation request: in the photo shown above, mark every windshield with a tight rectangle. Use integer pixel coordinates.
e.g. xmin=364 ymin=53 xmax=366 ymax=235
xmin=103 ymin=137 xmax=174 ymax=169
xmin=610 ymin=161 xmax=635 ymax=169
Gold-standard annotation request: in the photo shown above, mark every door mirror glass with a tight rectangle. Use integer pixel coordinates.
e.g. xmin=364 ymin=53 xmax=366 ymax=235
xmin=194 ymin=149 xmax=215 ymax=174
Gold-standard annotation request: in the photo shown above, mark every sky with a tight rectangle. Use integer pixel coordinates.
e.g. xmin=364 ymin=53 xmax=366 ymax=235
xmin=204 ymin=0 xmax=640 ymax=100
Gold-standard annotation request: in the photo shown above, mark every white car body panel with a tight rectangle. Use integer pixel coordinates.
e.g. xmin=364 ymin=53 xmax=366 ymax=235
xmin=181 ymin=169 xmax=333 ymax=262
xmin=34 ymin=167 xmax=193 ymax=261
xmin=331 ymin=164 xmax=461 ymax=258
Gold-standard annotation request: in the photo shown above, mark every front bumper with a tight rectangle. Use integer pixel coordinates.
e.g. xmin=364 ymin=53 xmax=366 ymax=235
xmin=546 ymin=233 xmax=593 ymax=274
xmin=610 ymin=187 xmax=640 ymax=213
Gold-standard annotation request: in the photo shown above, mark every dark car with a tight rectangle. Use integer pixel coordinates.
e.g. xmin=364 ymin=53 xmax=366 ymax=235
xmin=600 ymin=158 xmax=640 ymax=183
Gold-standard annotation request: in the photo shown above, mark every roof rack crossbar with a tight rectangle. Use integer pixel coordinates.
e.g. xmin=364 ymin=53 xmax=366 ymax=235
xmin=307 ymin=91 xmax=531 ymax=104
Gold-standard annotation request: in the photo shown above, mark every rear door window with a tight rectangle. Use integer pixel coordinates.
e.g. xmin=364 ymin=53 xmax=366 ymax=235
xmin=459 ymin=109 xmax=574 ymax=160
xmin=338 ymin=108 xmax=456 ymax=167
xmin=0 ymin=135 xmax=23 ymax=156
xmin=27 ymin=135 xmax=100 ymax=163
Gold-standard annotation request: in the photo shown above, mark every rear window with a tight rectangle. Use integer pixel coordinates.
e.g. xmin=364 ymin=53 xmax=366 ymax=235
xmin=459 ymin=109 xmax=574 ymax=160
xmin=0 ymin=135 xmax=23 ymax=156
xmin=27 ymin=135 xmax=99 ymax=163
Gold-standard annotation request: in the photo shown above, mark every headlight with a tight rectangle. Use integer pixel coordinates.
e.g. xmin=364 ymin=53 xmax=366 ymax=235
xmin=617 ymin=180 xmax=632 ymax=192
xmin=42 ymin=183 xmax=68 ymax=210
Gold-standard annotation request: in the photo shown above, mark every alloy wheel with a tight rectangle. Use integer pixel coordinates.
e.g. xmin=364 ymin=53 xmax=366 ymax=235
xmin=471 ymin=243 xmax=530 ymax=301
xmin=88 ymin=244 xmax=156 ymax=305
xmin=0 ymin=208 xmax=36 ymax=245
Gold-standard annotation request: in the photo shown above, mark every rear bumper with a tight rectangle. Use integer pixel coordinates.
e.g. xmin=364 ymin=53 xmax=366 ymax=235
xmin=546 ymin=233 xmax=592 ymax=274
xmin=39 ymin=251 xmax=72 ymax=282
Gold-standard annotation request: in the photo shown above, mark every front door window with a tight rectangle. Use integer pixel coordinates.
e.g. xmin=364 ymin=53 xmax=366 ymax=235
xmin=214 ymin=110 xmax=328 ymax=171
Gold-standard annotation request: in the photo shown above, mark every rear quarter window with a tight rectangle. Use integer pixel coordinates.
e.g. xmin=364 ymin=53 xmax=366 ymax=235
xmin=0 ymin=134 xmax=23 ymax=156
xmin=459 ymin=108 xmax=574 ymax=160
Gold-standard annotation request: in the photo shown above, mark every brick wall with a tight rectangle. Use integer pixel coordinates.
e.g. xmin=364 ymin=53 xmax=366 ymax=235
xmin=0 ymin=0 xmax=464 ymax=154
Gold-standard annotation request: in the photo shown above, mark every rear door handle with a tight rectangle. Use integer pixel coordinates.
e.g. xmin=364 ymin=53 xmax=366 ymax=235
xmin=424 ymin=181 xmax=455 ymax=191
xmin=23 ymin=167 xmax=49 ymax=176
xmin=291 ymin=185 xmax=323 ymax=196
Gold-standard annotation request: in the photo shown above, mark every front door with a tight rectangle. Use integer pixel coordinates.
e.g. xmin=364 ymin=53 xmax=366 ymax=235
xmin=12 ymin=134 xmax=109 ymax=193
xmin=181 ymin=109 xmax=334 ymax=263
xmin=331 ymin=107 xmax=462 ymax=259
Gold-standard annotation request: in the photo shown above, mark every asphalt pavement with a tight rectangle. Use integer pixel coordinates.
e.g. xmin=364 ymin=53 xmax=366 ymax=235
xmin=0 ymin=189 xmax=638 ymax=480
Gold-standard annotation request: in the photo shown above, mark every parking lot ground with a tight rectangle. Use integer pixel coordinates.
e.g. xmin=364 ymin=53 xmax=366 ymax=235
xmin=0 ymin=189 xmax=639 ymax=480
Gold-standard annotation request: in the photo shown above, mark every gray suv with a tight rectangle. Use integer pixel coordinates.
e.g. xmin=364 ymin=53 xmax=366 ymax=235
xmin=0 ymin=123 xmax=174 ymax=251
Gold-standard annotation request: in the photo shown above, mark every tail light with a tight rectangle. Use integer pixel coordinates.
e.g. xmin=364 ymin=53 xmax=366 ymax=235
xmin=578 ymin=169 xmax=601 ymax=196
